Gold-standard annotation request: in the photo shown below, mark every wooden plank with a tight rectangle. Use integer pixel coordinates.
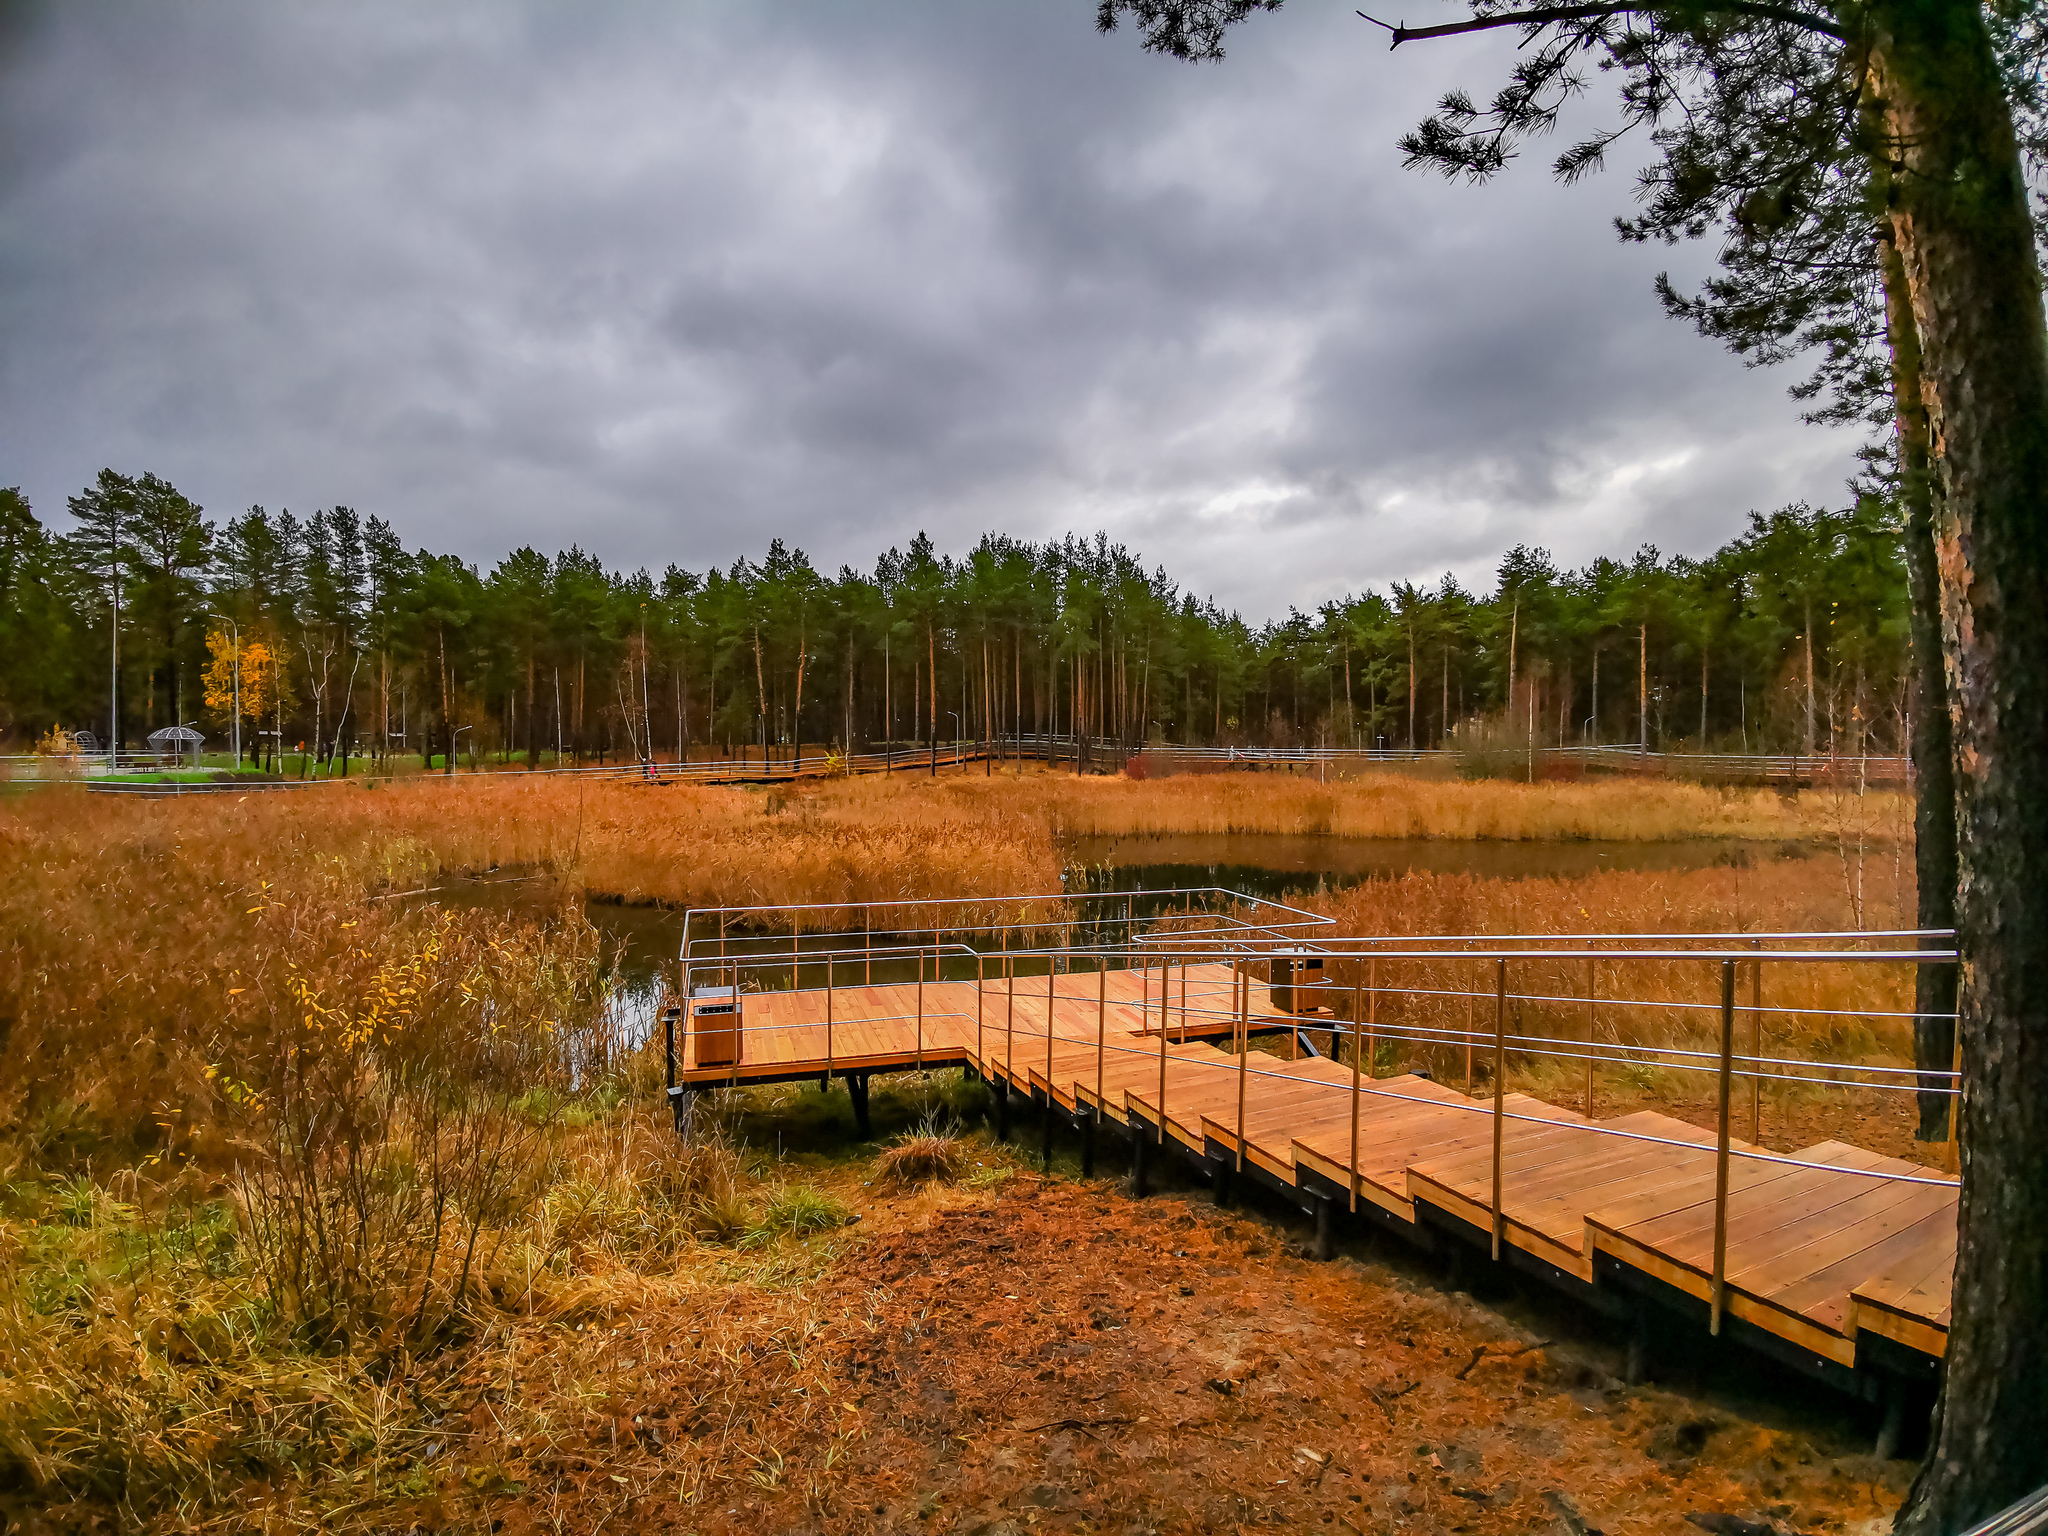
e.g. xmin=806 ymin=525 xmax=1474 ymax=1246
xmin=1769 ymin=1199 xmax=1959 ymax=1331
xmin=1849 ymin=1217 xmax=1957 ymax=1356
xmin=1852 ymin=1211 xmax=1958 ymax=1322
xmin=1730 ymin=1179 xmax=1960 ymax=1301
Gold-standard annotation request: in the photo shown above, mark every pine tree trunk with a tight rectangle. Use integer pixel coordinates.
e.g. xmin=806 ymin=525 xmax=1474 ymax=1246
xmin=1871 ymin=0 xmax=2048 ymax=1524
xmin=1884 ymin=231 xmax=1961 ymax=1145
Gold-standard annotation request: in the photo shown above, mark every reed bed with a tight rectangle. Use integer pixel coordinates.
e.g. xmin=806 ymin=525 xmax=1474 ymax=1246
xmin=1011 ymin=767 xmax=1899 ymax=842
xmin=0 ymin=788 xmax=868 ymax=1526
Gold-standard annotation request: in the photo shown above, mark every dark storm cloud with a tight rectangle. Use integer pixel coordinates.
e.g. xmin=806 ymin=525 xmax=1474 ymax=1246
xmin=0 ymin=0 xmax=1863 ymax=615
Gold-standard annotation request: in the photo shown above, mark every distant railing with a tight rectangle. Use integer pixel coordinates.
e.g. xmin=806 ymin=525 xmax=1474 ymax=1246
xmin=4 ymin=736 xmax=1913 ymax=793
xmin=1123 ymin=741 xmax=1909 ymax=780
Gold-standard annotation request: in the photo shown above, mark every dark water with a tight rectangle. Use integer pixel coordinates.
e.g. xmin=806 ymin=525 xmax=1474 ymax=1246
xmin=1065 ymin=833 xmax=1813 ymax=905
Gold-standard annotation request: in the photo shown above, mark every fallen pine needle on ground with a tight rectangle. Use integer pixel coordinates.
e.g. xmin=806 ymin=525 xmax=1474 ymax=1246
xmin=453 ymin=1172 xmax=1907 ymax=1536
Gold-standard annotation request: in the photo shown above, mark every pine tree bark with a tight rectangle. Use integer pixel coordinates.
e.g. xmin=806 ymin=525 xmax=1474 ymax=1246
xmin=1882 ymin=234 xmax=1960 ymax=1145
xmin=1870 ymin=0 xmax=2048 ymax=1525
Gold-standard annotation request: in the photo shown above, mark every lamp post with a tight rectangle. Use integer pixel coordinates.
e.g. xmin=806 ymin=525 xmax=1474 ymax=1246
xmin=452 ymin=724 xmax=471 ymax=774
xmin=639 ymin=602 xmax=652 ymax=765
xmin=946 ymin=711 xmax=960 ymax=773
xmin=108 ymin=505 xmax=120 ymax=774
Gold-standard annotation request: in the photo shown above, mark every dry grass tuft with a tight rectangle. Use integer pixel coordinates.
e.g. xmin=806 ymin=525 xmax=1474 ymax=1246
xmin=873 ymin=1116 xmax=974 ymax=1188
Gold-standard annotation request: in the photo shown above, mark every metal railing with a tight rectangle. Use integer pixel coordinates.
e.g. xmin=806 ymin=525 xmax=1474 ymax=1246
xmin=666 ymin=893 xmax=1960 ymax=1349
xmin=11 ymin=736 xmax=1915 ymax=792
xmin=1122 ymin=741 xmax=1912 ymax=783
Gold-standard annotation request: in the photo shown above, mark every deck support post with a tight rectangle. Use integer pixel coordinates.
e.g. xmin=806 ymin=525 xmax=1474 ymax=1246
xmin=668 ymin=1085 xmax=696 ymax=1138
xmin=1131 ymin=1125 xmax=1149 ymax=1197
xmin=1211 ymin=1154 xmax=1232 ymax=1208
xmin=849 ymin=1072 xmax=871 ymax=1139
xmin=1625 ymin=1302 xmax=1651 ymax=1387
xmin=1313 ymin=1195 xmax=1334 ymax=1262
xmin=995 ymin=1078 xmax=1010 ymax=1140
xmin=1875 ymin=1374 xmax=1909 ymax=1461
xmin=1081 ymin=1109 xmax=1096 ymax=1177
xmin=1041 ymin=1093 xmax=1054 ymax=1172
xmin=1711 ymin=959 xmax=1735 ymax=1337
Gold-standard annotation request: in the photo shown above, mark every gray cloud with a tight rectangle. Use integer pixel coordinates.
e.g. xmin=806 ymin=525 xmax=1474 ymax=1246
xmin=0 ymin=0 xmax=1864 ymax=616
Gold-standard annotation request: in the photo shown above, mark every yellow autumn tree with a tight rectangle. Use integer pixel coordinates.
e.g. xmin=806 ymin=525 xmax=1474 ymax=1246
xmin=203 ymin=626 xmax=285 ymax=753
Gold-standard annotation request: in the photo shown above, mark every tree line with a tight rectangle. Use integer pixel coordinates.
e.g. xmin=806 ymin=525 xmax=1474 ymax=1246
xmin=0 ymin=471 xmax=1909 ymax=771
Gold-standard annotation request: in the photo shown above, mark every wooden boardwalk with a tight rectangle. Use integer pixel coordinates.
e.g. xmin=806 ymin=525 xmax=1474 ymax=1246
xmin=673 ymin=965 xmax=1956 ymax=1385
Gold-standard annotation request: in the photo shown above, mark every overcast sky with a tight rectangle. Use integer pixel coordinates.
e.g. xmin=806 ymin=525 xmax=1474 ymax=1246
xmin=0 ymin=1 xmax=1864 ymax=619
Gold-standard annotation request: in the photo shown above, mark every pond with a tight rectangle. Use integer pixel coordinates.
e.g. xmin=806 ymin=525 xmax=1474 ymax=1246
xmin=1063 ymin=832 xmax=1816 ymax=904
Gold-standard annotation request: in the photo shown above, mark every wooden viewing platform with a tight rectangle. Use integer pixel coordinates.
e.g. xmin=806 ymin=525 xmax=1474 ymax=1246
xmin=669 ymin=960 xmax=1957 ymax=1420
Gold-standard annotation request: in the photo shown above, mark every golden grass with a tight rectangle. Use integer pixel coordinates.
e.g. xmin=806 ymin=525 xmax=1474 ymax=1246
xmin=1013 ymin=767 xmax=1904 ymax=842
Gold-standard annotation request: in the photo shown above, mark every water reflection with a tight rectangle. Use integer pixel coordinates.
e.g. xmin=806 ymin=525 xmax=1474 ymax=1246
xmin=1067 ymin=832 xmax=1814 ymax=904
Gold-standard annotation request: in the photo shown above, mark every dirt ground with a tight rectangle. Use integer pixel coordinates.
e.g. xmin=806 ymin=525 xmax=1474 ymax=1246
xmin=428 ymin=1169 xmax=1910 ymax=1536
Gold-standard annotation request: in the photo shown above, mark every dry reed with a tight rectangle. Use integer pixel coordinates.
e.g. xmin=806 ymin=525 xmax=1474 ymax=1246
xmin=1002 ymin=766 xmax=1897 ymax=843
xmin=0 ymin=787 xmax=865 ymax=1524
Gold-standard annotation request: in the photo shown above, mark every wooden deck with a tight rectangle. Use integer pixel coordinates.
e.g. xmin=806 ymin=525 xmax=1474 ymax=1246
xmin=673 ymin=965 xmax=1957 ymax=1380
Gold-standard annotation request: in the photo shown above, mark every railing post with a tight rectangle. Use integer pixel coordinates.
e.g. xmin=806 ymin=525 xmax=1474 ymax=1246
xmin=976 ymin=950 xmax=984 ymax=1063
xmin=1585 ymin=952 xmax=1596 ymax=1120
xmin=1141 ymin=950 xmax=1149 ymax=1046
xmin=1157 ymin=947 xmax=1169 ymax=1144
xmin=1750 ymin=937 xmax=1763 ymax=1144
xmin=1712 ymin=958 xmax=1736 ymax=1336
xmin=670 ymin=925 xmax=687 ymax=1097
xmin=1236 ymin=961 xmax=1249 ymax=1174
xmin=1349 ymin=965 xmax=1362 ymax=1214
xmin=1465 ymin=941 xmax=1476 ymax=1095
xmin=1491 ymin=957 xmax=1506 ymax=1262
xmin=1097 ymin=958 xmax=1107 ymax=1123
xmin=1366 ymin=955 xmax=1377 ymax=1078
xmin=916 ymin=945 xmax=925 ymax=1071
xmin=825 ymin=951 xmax=835 ymax=1085
xmin=1046 ymin=952 xmax=1056 ymax=1109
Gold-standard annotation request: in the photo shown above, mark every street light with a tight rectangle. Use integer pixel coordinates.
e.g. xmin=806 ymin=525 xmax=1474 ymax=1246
xmin=451 ymin=724 xmax=471 ymax=775
xmin=106 ymin=502 xmax=121 ymax=774
xmin=945 ymin=711 xmax=960 ymax=773
xmin=638 ymin=602 xmax=652 ymax=765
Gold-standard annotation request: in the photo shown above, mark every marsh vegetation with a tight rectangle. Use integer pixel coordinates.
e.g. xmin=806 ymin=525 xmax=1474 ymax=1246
xmin=0 ymin=768 xmax=1918 ymax=1529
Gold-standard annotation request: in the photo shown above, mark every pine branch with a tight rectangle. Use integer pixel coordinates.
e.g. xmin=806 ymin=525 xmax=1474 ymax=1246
xmin=1355 ymin=2 xmax=1846 ymax=46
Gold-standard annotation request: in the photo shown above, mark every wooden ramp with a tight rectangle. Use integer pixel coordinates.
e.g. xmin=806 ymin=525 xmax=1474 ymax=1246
xmin=672 ymin=968 xmax=1957 ymax=1386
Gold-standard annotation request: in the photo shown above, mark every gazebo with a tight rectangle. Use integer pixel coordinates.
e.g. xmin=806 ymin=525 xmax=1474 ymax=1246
xmin=146 ymin=724 xmax=205 ymax=769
